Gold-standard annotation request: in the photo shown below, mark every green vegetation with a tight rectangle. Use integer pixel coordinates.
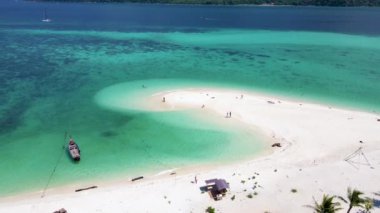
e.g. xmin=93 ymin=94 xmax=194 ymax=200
xmin=339 ymin=188 xmax=366 ymax=213
xmin=26 ymin=0 xmax=380 ymax=7
xmin=306 ymin=195 xmax=343 ymax=213
xmin=307 ymin=188 xmax=375 ymax=213
xmin=206 ymin=206 xmax=215 ymax=213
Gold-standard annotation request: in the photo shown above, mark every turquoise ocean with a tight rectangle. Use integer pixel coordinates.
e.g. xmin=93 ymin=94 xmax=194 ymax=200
xmin=0 ymin=1 xmax=380 ymax=196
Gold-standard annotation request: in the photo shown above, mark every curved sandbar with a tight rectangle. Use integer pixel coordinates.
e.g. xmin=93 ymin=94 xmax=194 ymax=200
xmin=95 ymin=79 xmax=270 ymax=163
xmin=96 ymin=79 xmax=380 ymax=163
xmin=2 ymin=80 xmax=380 ymax=212
xmin=153 ymin=88 xmax=380 ymax=162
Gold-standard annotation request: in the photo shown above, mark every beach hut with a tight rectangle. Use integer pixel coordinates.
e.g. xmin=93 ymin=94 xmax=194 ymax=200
xmin=205 ymin=179 xmax=230 ymax=200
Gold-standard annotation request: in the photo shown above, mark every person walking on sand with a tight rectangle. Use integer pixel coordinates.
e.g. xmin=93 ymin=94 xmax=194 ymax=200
xmin=162 ymin=97 xmax=166 ymax=103
xmin=195 ymin=175 xmax=198 ymax=184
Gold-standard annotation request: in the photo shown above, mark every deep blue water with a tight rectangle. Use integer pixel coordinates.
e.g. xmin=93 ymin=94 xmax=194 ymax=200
xmin=1 ymin=0 xmax=380 ymax=35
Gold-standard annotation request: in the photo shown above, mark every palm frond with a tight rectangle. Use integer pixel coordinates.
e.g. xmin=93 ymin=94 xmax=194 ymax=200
xmin=306 ymin=194 xmax=343 ymax=213
xmin=337 ymin=195 xmax=348 ymax=203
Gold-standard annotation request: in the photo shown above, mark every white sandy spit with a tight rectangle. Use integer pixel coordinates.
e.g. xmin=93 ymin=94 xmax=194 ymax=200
xmin=1 ymin=88 xmax=380 ymax=213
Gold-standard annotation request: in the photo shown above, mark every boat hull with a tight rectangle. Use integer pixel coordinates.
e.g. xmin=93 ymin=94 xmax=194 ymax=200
xmin=68 ymin=139 xmax=81 ymax=161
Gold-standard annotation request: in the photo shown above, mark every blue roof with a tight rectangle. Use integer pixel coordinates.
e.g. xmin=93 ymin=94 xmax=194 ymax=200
xmin=205 ymin=179 xmax=229 ymax=191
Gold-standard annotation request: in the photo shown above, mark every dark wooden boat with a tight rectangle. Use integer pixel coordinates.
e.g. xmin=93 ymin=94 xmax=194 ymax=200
xmin=68 ymin=138 xmax=80 ymax=161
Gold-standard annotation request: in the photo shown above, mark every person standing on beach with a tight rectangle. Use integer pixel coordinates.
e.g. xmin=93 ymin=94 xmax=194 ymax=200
xmin=162 ymin=97 xmax=166 ymax=102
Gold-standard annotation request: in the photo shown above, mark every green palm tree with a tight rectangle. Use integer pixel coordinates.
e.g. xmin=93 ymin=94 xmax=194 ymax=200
xmin=340 ymin=187 xmax=365 ymax=213
xmin=306 ymin=194 xmax=343 ymax=213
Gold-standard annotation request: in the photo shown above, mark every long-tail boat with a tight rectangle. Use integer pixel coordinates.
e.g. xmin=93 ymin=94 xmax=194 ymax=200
xmin=68 ymin=138 xmax=80 ymax=161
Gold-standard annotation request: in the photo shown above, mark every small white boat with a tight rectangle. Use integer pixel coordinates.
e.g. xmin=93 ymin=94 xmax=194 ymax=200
xmin=68 ymin=138 xmax=80 ymax=161
xmin=42 ymin=9 xmax=51 ymax=22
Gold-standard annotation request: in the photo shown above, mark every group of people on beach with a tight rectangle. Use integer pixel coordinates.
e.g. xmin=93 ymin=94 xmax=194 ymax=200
xmin=160 ymin=94 xmax=233 ymax=120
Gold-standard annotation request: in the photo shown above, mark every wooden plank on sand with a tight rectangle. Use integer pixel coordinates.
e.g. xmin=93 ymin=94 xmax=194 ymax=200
xmin=75 ymin=186 xmax=98 ymax=192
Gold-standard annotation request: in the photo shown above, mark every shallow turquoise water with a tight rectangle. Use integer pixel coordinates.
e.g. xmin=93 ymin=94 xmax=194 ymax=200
xmin=1 ymin=26 xmax=380 ymax=195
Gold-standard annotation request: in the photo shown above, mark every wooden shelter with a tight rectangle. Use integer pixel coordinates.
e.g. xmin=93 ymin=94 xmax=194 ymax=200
xmin=204 ymin=179 xmax=230 ymax=200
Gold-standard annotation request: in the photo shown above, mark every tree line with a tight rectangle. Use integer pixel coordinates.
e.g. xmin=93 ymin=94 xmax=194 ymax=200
xmin=27 ymin=0 xmax=380 ymax=7
xmin=306 ymin=187 xmax=375 ymax=213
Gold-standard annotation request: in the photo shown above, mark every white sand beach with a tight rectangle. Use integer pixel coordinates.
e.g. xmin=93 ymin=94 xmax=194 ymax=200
xmin=1 ymin=88 xmax=380 ymax=213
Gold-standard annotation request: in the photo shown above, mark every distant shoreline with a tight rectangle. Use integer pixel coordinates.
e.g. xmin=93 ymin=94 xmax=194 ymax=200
xmin=25 ymin=0 xmax=380 ymax=7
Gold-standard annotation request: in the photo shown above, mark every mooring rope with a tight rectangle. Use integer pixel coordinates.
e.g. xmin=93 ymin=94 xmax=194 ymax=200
xmin=40 ymin=131 xmax=68 ymax=198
